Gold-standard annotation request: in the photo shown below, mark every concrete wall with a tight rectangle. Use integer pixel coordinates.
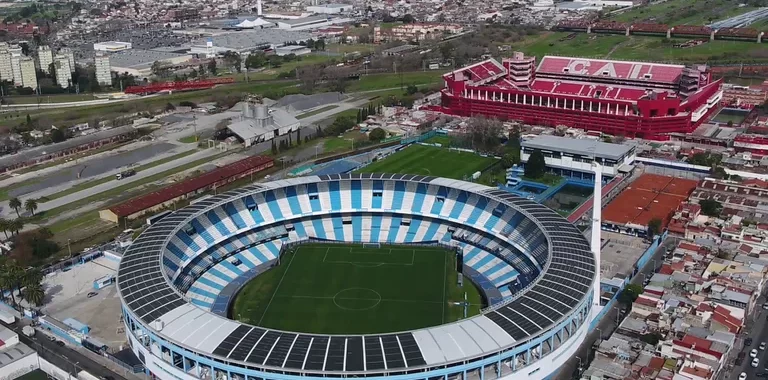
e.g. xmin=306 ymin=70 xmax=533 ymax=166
xmin=0 ymin=353 xmax=39 ymax=380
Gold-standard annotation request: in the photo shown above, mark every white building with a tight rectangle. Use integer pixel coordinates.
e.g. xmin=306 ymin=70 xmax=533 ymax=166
xmin=54 ymin=54 xmax=72 ymax=88
xmin=227 ymin=98 xmax=300 ymax=147
xmin=307 ymin=3 xmax=353 ymax=14
xmin=520 ymin=135 xmax=635 ymax=180
xmin=59 ymin=47 xmax=75 ymax=73
xmin=276 ymin=15 xmax=351 ymax=30
xmin=94 ymin=53 xmax=111 ymax=86
xmin=38 ymin=45 xmax=53 ymax=74
xmin=0 ymin=49 xmax=13 ymax=83
xmin=10 ymin=55 xmax=22 ymax=86
xmin=108 ymin=49 xmax=193 ymax=79
xmin=93 ymin=41 xmax=133 ymax=52
xmin=19 ymin=56 xmax=37 ymax=90
xmin=274 ymin=45 xmax=311 ymax=56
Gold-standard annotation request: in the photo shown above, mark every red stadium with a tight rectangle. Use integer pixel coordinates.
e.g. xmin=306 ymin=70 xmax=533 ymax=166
xmin=430 ymin=52 xmax=723 ymax=138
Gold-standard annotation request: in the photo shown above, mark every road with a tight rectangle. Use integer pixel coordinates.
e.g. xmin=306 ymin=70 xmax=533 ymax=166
xmin=555 ymin=235 xmax=678 ymax=380
xmin=730 ymin=291 xmax=768 ymax=379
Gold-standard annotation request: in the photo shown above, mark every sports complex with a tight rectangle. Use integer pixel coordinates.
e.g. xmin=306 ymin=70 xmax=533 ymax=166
xmin=117 ymin=173 xmax=597 ymax=380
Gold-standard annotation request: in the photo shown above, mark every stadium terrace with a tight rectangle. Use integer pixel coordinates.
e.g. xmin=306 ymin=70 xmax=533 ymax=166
xmin=430 ymin=52 xmax=724 ymax=138
xmin=117 ymin=174 xmax=596 ymax=380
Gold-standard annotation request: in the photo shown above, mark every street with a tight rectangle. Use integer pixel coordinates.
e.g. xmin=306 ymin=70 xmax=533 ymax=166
xmin=730 ymin=295 xmax=768 ymax=380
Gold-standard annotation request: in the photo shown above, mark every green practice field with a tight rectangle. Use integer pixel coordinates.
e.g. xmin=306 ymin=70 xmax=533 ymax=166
xmin=232 ymin=243 xmax=483 ymax=334
xmin=356 ymin=145 xmax=498 ymax=179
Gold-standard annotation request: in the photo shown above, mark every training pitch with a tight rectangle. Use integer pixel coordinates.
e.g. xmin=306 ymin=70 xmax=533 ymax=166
xmin=231 ymin=243 xmax=483 ymax=334
xmin=356 ymin=145 xmax=498 ymax=179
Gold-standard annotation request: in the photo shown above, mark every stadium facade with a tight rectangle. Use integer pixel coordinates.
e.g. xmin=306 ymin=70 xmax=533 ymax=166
xmin=431 ymin=52 xmax=724 ymax=138
xmin=117 ymin=174 xmax=597 ymax=380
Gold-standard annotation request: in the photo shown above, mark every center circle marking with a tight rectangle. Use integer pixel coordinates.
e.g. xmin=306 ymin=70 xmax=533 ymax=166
xmin=332 ymin=287 xmax=382 ymax=311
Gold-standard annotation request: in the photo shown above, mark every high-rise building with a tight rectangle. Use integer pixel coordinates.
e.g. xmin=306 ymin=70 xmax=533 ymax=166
xmin=59 ymin=47 xmax=75 ymax=73
xmin=19 ymin=56 xmax=37 ymax=90
xmin=38 ymin=45 xmax=53 ymax=74
xmin=0 ymin=49 xmax=13 ymax=83
xmin=10 ymin=55 xmax=22 ymax=86
xmin=94 ymin=53 xmax=111 ymax=86
xmin=54 ymin=54 xmax=71 ymax=88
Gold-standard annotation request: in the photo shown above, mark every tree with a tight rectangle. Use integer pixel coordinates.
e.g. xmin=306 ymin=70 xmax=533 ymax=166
xmin=207 ymin=59 xmax=218 ymax=76
xmin=8 ymin=198 xmax=21 ymax=217
xmin=440 ymin=42 xmax=454 ymax=61
xmin=296 ymin=128 xmax=301 ymax=146
xmin=617 ymin=283 xmax=643 ymax=305
xmin=369 ymin=127 xmax=387 ymax=142
xmin=165 ymin=102 xmax=176 ymax=112
xmin=647 ymin=217 xmax=662 ymax=240
xmin=467 ymin=116 xmax=502 ymax=153
xmin=22 ymin=282 xmax=44 ymax=306
xmin=151 ymin=60 xmax=169 ymax=77
xmin=50 ymin=128 xmax=66 ymax=143
xmin=8 ymin=219 xmax=22 ymax=236
xmin=24 ymin=198 xmax=37 ymax=216
xmin=406 ymin=84 xmax=419 ymax=95
xmin=501 ymin=153 xmax=518 ymax=168
xmin=699 ymin=199 xmax=723 ymax=217
xmin=524 ymin=150 xmax=546 ymax=179
xmin=25 ymin=114 xmax=31 ymax=126
xmin=0 ymin=218 xmax=8 ymax=239
xmin=22 ymin=267 xmax=42 ymax=288
xmin=222 ymin=51 xmax=242 ymax=73
xmin=198 ymin=64 xmax=206 ymax=78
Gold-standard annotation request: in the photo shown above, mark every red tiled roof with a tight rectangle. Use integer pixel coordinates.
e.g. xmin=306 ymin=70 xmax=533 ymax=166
xmin=108 ymin=155 xmax=273 ymax=218
xmin=696 ymin=302 xmax=714 ymax=312
xmin=682 ymin=334 xmax=712 ymax=350
xmin=678 ymin=242 xmax=700 ymax=251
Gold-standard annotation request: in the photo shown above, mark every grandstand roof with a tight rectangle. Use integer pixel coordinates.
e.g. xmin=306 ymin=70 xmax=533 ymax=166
xmin=107 ymin=155 xmax=273 ymax=218
xmin=536 ymin=56 xmax=685 ymax=84
xmin=117 ymin=174 xmax=595 ymax=375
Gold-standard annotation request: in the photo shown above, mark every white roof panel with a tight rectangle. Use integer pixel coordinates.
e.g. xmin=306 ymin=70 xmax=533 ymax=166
xmin=411 ymin=329 xmax=444 ymax=365
xmin=472 ymin=315 xmax=516 ymax=346
xmin=428 ymin=326 xmax=466 ymax=362
xmin=192 ymin=319 xmax=240 ymax=354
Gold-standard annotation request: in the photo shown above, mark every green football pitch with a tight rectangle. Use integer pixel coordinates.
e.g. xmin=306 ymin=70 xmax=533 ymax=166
xmin=231 ymin=243 xmax=483 ymax=334
xmin=356 ymin=144 xmax=498 ymax=179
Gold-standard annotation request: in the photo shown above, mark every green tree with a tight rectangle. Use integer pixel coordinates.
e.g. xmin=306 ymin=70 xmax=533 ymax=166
xmin=0 ymin=218 xmax=8 ymax=239
xmin=501 ymin=153 xmax=518 ymax=168
xmin=222 ymin=51 xmax=242 ymax=73
xmin=647 ymin=217 xmax=662 ymax=240
xmin=24 ymin=198 xmax=37 ymax=216
xmin=22 ymin=282 xmax=44 ymax=306
xmin=617 ymin=283 xmax=644 ymax=305
xmin=3 ymin=262 xmax=22 ymax=307
xmin=8 ymin=198 xmax=21 ymax=218
xmin=25 ymin=114 xmax=31 ymax=126
xmin=50 ymin=128 xmax=66 ymax=143
xmin=165 ymin=102 xmax=176 ymax=112
xmin=369 ymin=127 xmax=387 ymax=142
xmin=406 ymin=84 xmax=418 ymax=95
xmin=699 ymin=199 xmax=723 ymax=217
xmin=208 ymin=59 xmax=218 ymax=75
xmin=524 ymin=150 xmax=546 ymax=179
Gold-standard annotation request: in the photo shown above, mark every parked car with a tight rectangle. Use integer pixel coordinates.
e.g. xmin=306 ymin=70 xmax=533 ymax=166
xmin=760 ymin=342 xmax=766 ymax=351
xmin=56 ymin=340 xmax=65 ymax=347
xmin=754 ymin=358 xmax=761 ymax=368
xmin=740 ymin=373 xmax=748 ymax=380
xmin=752 ymin=349 xmax=759 ymax=358
xmin=87 ymin=292 xmax=98 ymax=298
xmin=748 ymin=338 xmax=755 ymax=346
xmin=763 ymin=302 xmax=768 ymax=310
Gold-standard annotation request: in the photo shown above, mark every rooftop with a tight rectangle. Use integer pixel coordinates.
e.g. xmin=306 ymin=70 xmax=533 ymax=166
xmin=192 ymin=30 xmax=312 ymax=50
xmin=109 ymin=49 xmax=191 ymax=69
xmin=602 ymin=174 xmax=698 ymax=227
xmin=277 ymin=15 xmax=330 ymax=25
xmin=522 ymin=135 xmax=632 ymax=160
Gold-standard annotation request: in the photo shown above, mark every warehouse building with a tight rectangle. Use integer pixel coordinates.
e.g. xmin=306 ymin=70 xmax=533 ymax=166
xmin=108 ymin=49 xmax=192 ymax=79
xmin=227 ymin=98 xmax=300 ymax=147
xmin=99 ymin=155 xmax=274 ymax=223
xmin=94 ymin=41 xmax=133 ymax=52
xmin=276 ymin=15 xmax=350 ymax=30
xmin=188 ymin=29 xmax=312 ymax=56
xmin=307 ymin=3 xmax=353 ymax=14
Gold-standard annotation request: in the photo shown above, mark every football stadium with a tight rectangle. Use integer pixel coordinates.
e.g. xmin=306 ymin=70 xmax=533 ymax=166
xmin=430 ymin=52 xmax=724 ymax=139
xmin=117 ymin=173 xmax=597 ymax=380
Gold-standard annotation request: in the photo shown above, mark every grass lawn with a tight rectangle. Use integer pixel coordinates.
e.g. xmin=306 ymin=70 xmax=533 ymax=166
xmin=522 ymin=173 xmax=564 ymax=186
xmin=357 ymin=145 xmax=498 ymax=179
xmin=350 ymin=71 xmax=447 ymax=92
xmin=608 ymin=0 xmax=757 ymax=25
xmin=15 ymin=370 xmax=49 ymax=380
xmin=232 ymin=243 xmax=482 ymax=334
xmin=178 ymin=135 xmax=199 ymax=144
xmin=326 ymin=43 xmax=377 ymax=54
xmin=297 ymin=105 xmax=339 ymax=119
xmin=323 ymin=131 xmax=368 ymax=153
xmin=245 ymin=54 xmax=335 ymax=80
xmin=423 ymin=135 xmax=453 ymax=146
xmin=510 ymin=32 xmax=766 ymax=63
xmin=5 ymin=93 xmax=97 ymax=105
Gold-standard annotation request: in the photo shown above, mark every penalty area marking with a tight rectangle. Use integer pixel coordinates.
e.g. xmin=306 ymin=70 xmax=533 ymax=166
xmin=322 ymin=248 xmax=415 ymax=267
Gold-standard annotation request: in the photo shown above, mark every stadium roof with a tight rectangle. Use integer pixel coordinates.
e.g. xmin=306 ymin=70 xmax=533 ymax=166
xmin=536 ymin=56 xmax=685 ymax=84
xmin=107 ymin=155 xmax=273 ymax=218
xmin=117 ymin=174 xmax=595 ymax=375
xmin=522 ymin=135 xmax=633 ymax=160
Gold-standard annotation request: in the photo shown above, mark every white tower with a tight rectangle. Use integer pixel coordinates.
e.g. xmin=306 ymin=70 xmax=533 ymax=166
xmin=257 ymin=0 xmax=263 ymax=16
xmin=591 ymin=162 xmax=602 ymax=306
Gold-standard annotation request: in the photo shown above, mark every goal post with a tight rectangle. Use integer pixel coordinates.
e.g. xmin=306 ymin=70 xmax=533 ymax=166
xmin=362 ymin=242 xmax=381 ymax=249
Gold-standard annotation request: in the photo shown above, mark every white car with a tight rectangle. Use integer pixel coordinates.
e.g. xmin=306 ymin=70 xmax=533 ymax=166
xmin=761 ymin=342 xmax=767 ymax=351
xmin=752 ymin=349 xmax=759 ymax=358
xmin=740 ymin=372 xmax=747 ymax=380
xmin=753 ymin=358 xmax=760 ymax=368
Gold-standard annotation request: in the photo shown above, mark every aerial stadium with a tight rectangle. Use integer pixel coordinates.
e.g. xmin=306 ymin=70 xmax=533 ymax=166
xmin=430 ymin=52 xmax=724 ymax=139
xmin=117 ymin=173 xmax=600 ymax=380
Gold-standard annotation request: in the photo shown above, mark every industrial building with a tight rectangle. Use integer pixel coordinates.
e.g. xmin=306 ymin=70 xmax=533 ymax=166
xmin=275 ymin=45 xmax=311 ymax=56
xmin=227 ymin=97 xmax=301 ymax=147
xmin=188 ymin=30 xmax=312 ymax=56
xmin=108 ymin=49 xmax=192 ymax=79
xmin=94 ymin=53 xmax=111 ymax=86
xmin=18 ymin=56 xmax=37 ymax=90
xmin=38 ymin=45 xmax=53 ymax=74
xmin=0 ymin=323 xmax=38 ymax=379
xmin=430 ymin=52 xmax=724 ymax=138
xmin=520 ymin=135 xmax=635 ymax=181
xmin=0 ymin=47 xmax=13 ymax=83
xmin=94 ymin=41 xmax=133 ymax=52
xmin=307 ymin=3 xmax=353 ymax=14
xmin=276 ymin=15 xmax=346 ymax=30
